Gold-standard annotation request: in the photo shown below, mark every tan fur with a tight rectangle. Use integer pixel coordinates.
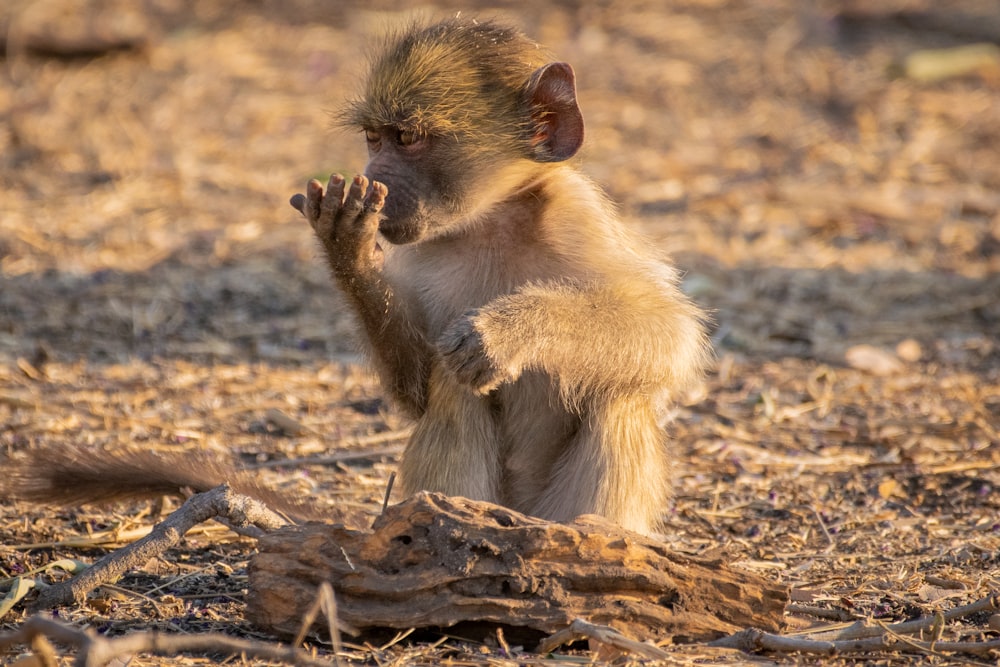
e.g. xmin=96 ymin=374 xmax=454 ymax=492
xmin=0 ymin=447 xmax=328 ymax=523
xmin=382 ymin=165 xmax=709 ymax=533
xmin=0 ymin=19 xmax=710 ymax=537
xmin=343 ymin=20 xmax=549 ymax=145
xmin=339 ymin=21 xmax=713 ymax=535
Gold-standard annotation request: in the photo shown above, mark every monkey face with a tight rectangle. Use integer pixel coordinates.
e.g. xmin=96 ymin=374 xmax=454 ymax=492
xmin=349 ymin=23 xmax=585 ymax=246
xmin=363 ymin=126 xmax=431 ymax=244
xmin=363 ymin=126 xmax=502 ymax=245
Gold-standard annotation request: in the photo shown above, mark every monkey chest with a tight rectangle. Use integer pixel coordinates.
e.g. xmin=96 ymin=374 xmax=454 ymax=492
xmin=384 ymin=244 xmax=556 ymax=339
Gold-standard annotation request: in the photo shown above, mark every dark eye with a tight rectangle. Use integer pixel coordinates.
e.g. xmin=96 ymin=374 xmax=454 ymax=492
xmin=396 ymin=129 xmax=420 ymax=147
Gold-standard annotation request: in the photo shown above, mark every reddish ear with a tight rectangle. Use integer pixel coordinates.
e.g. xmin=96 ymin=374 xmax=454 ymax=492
xmin=524 ymin=62 xmax=584 ymax=162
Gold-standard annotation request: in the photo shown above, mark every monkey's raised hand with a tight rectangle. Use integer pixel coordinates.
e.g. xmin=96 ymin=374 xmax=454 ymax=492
xmin=290 ymin=174 xmax=388 ymax=276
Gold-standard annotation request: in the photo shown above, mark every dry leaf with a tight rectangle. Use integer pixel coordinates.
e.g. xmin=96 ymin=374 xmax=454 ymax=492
xmin=905 ymin=43 xmax=1000 ymax=83
xmin=877 ymin=478 xmax=901 ymax=500
xmin=845 ymin=345 xmax=903 ymax=376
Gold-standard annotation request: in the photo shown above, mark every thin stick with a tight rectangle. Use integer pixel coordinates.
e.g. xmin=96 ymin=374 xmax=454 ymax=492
xmin=321 ymin=581 xmax=345 ymax=664
xmin=713 ymin=593 xmax=1000 ymax=660
xmin=381 ymin=472 xmax=397 ymax=516
xmin=808 ymin=593 xmax=999 ymax=641
xmin=496 ymin=627 xmax=512 ymax=657
xmin=711 ymin=626 xmax=1000 ymax=658
xmin=31 ymin=485 xmax=289 ymax=610
xmin=811 ymin=506 xmax=835 ymax=551
xmin=264 ymin=408 xmax=316 ymax=436
xmin=537 ymin=618 xmax=670 ymax=660
xmin=292 ymin=581 xmax=353 ymax=667
xmin=0 ymin=615 xmax=333 ymax=667
xmin=785 ymin=603 xmax=855 ymax=622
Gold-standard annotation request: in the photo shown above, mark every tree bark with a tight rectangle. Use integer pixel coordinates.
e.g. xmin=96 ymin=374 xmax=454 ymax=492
xmin=248 ymin=492 xmax=787 ymax=644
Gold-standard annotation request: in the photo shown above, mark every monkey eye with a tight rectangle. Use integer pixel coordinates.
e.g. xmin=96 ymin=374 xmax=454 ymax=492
xmin=364 ymin=129 xmax=381 ymax=144
xmin=395 ymin=129 xmax=423 ymax=147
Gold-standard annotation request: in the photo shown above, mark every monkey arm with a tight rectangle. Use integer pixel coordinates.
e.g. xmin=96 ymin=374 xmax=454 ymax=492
xmin=342 ymin=275 xmax=435 ymax=418
xmin=291 ymin=173 xmax=434 ymax=417
xmin=439 ymin=279 xmax=711 ymax=402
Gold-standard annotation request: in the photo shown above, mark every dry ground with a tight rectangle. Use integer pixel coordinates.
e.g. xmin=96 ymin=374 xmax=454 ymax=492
xmin=1 ymin=0 xmax=999 ymax=664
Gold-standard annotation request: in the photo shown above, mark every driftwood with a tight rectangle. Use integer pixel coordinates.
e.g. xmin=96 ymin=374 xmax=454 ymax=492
xmin=248 ymin=492 xmax=788 ymax=643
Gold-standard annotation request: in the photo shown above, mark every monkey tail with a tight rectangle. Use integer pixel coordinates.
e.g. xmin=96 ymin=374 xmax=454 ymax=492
xmin=0 ymin=445 xmax=324 ymax=522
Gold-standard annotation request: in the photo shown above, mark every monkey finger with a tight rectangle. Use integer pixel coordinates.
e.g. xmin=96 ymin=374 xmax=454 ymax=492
xmin=301 ymin=178 xmax=326 ymax=227
xmin=341 ymin=175 xmax=369 ymax=219
xmin=461 ymin=364 xmax=504 ymax=396
xmin=320 ymin=174 xmax=347 ymax=218
xmin=306 ymin=178 xmax=324 ymax=206
xmin=364 ymin=180 xmax=388 ymax=214
xmin=354 ymin=181 xmax=387 ymax=248
xmin=473 ymin=378 xmax=503 ymax=396
xmin=289 ymin=193 xmax=306 ymax=214
xmin=437 ymin=320 xmax=475 ymax=355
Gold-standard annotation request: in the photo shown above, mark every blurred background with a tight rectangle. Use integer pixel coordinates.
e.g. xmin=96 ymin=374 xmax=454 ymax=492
xmin=1 ymin=0 xmax=997 ymax=368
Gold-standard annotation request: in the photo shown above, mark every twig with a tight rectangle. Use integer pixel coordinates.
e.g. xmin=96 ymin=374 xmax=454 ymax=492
xmin=264 ymin=407 xmax=317 ymax=436
xmin=31 ymin=484 xmax=289 ymax=610
xmin=709 ymin=627 xmax=893 ymax=655
xmin=8 ymin=522 xmax=233 ymax=551
xmin=496 ymin=627 xmax=512 ymax=658
xmin=293 ymin=581 xmax=356 ymax=664
xmin=377 ymin=628 xmax=415 ymax=652
xmin=712 ymin=593 xmax=1000 ymax=659
xmin=321 ymin=582 xmax=345 ymax=663
xmin=537 ymin=618 xmax=670 ymax=660
xmin=0 ymin=615 xmax=333 ymax=667
xmin=808 ymin=592 xmax=999 ymax=641
xmin=381 ymin=471 xmax=397 ymax=516
xmin=711 ymin=626 xmax=1000 ymax=658
xmin=877 ymin=617 xmax=946 ymax=659
xmin=785 ymin=603 xmax=855 ymax=622
xmin=811 ymin=505 xmax=835 ymax=552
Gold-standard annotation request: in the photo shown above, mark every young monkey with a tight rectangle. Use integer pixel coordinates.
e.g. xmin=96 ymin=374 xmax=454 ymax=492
xmin=290 ymin=18 xmax=711 ymax=534
xmin=1 ymin=18 xmax=709 ymax=537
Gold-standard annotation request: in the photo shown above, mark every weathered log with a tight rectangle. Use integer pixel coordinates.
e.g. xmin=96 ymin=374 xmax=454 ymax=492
xmin=247 ymin=492 xmax=787 ymax=644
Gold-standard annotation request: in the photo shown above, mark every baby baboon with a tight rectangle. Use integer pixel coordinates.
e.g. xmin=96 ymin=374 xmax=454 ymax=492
xmin=1 ymin=18 xmax=709 ymax=537
xmin=291 ymin=17 xmax=710 ymax=534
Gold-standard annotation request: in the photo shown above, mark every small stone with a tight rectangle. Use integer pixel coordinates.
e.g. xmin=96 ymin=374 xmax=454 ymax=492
xmin=895 ymin=339 xmax=923 ymax=363
xmin=846 ymin=344 xmax=903 ymax=376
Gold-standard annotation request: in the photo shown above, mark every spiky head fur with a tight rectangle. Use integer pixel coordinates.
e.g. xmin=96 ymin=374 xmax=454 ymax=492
xmin=343 ymin=18 xmax=551 ymax=148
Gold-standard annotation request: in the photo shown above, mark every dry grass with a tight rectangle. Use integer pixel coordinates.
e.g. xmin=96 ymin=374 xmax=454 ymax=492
xmin=1 ymin=0 xmax=999 ymax=664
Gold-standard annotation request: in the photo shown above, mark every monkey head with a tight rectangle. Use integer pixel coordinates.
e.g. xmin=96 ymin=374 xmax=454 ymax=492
xmin=341 ymin=19 xmax=584 ymax=245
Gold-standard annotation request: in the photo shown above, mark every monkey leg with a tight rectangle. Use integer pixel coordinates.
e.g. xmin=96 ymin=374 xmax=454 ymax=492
xmin=529 ymin=395 xmax=671 ymax=536
xmin=397 ymin=367 xmax=503 ymax=503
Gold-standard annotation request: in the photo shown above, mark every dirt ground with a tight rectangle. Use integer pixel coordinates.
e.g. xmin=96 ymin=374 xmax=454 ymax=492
xmin=1 ymin=0 xmax=999 ymax=664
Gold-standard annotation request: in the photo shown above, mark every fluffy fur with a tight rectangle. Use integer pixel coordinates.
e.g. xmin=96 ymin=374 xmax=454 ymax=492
xmin=385 ymin=166 xmax=710 ymax=533
xmin=343 ymin=19 xmax=549 ymax=147
xmin=0 ymin=18 xmax=711 ymax=537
